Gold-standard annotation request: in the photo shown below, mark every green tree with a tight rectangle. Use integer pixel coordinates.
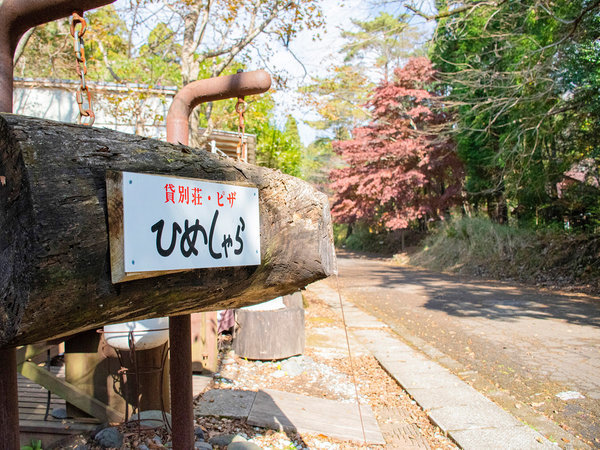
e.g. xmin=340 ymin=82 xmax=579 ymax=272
xmin=302 ymin=137 xmax=338 ymax=193
xmin=196 ymin=87 xmax=304 ymax=176
xmin=13 ymin=18 xmax=73 ymax=79
xmin=14 ymin=5 xmax=182 ymax=87
xmin=283 ymin=115 xmax=302 ymax=148
xmin=419 ymin=0 xmax=600 ymax=225
xmin=341 ymin=12 xmax=420 ymax=82
xmin=254 ymin=115 xmax=303 ymax=177
xmin=301 ymin=65 xmax=373 ymax=141
xmin=558 ymin=13 xmax=600 ymax=228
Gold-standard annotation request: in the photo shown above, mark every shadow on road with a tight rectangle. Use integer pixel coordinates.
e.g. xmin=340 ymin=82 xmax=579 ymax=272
xmin=335 ymin=254 xmax=600 ymax=328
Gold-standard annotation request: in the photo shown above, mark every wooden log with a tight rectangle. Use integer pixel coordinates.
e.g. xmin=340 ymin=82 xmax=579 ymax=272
xmin=0 ymin=114 xmax=336 ymax=348
xmin=16 ymin=343 xmax=51 ymax=365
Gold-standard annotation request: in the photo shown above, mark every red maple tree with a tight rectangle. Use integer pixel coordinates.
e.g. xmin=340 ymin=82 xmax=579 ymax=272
xmin=329 ymin=57 xmax=464 ymax=230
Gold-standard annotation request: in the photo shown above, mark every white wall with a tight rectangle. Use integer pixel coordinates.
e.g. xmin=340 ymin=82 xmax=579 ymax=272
xmin=13 ymin=79 xmax=176 ymax=140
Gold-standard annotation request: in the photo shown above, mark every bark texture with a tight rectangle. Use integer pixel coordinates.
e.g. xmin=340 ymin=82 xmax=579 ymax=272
xmin=0 ymin=114 xmax=336 ymax=347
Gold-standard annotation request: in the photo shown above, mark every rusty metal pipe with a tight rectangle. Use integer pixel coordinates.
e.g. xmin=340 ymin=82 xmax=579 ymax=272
xmin=0 ymin=348 xmax=19 ymax=450
xmin=168 ymin=315 xmax=194 ymax=449
xmin=166 ymin=69 xmax=270 ymax=449
xmin=166 ymin=69 xmax=272 ymax=145
xmin=0 ymin=0 xmax=115 ymax=113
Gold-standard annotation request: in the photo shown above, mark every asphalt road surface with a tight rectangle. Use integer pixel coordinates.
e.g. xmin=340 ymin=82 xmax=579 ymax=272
xmin=325 ymin=253 xmax=600 ymax=447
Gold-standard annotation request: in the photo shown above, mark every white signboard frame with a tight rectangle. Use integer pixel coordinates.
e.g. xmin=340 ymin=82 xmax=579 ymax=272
xmin=107 ymin=171 xmax=261 ymax=283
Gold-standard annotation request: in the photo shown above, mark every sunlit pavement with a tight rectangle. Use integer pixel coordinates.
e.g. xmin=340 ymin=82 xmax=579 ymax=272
xmin=313 ymin=253 xmax=600 ymax=448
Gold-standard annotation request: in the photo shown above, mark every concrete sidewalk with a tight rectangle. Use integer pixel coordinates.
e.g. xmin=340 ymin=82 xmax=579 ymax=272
xmin=306 ymin=281 xmax=557 ymax=450
xmin=196 ymin=388 xmax=385 ymax=444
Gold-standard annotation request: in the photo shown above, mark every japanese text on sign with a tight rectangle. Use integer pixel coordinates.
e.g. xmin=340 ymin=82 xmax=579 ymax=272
xmin=162 ymin=182 xmax=237 ymax=208
xmin=122 ymin=172 xmax=260 ymax=273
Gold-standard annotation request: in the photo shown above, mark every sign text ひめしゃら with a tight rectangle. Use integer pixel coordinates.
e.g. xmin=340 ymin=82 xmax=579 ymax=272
xmin=122 ymin=172 xmax=260 ymax=272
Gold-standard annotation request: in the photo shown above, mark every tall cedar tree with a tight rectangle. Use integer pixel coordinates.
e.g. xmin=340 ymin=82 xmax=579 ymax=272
xmin=329 ymin=57 xmax=463 ymax=230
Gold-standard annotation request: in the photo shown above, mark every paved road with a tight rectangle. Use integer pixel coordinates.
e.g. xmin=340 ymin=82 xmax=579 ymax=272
xmin=325 ymin=254 xmax=600 ymax=447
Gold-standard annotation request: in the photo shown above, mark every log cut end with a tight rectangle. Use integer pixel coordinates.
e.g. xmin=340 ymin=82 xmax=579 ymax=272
xmin=0 ymin=114 xmax=35 ymax=347
xmin=0 ymin=113 xmax=336 ymax=347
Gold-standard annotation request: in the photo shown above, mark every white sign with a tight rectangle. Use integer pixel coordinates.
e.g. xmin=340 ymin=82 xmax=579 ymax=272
xmin=122 ymin=172 xmax=260 ymax=272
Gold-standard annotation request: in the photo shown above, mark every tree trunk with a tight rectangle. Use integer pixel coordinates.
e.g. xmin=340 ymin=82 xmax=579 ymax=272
xmin=233 ymin=292 xmax=305 ymax=360
xmin=487 ymin=192 xmax=508 ymax=224
xmin=0 ymin=114 xmax=336 ymax=348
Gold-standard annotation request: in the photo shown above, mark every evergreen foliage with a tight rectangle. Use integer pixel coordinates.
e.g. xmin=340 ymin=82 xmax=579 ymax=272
xmin=341 ymin=12 xmax=421 ymax=82
xmin=427 ymin=0 xmax=600 ymax=228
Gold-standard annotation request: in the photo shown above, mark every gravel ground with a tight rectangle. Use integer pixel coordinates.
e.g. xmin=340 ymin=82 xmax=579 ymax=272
xmin=53 ymin=291 xmax=457 ymax=449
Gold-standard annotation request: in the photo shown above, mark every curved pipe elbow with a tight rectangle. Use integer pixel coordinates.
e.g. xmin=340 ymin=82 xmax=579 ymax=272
xmin=166 ymin=69 xmax=272 ymax=146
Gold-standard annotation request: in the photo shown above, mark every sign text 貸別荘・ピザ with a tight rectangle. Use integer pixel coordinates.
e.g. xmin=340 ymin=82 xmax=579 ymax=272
xmin=121 ymin=172 xmax=260 ymax=273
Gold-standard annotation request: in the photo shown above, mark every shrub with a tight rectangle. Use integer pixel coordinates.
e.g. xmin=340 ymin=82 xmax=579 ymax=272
xmin=334 ymin=223 xmax=425 ymax=254
xmin=410 ymin=216 xmax=599 ymax=293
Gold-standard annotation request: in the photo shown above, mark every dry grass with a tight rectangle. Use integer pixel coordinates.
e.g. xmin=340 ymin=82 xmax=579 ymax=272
xmin=408 ymin=217 xmax=600 ymax=294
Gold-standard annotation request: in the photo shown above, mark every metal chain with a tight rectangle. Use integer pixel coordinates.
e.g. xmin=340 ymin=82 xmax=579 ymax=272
xmin=235 ymin=96 xmax=247 ymax=162
xmin=70 ymin=12 xmax=95 ymax=126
